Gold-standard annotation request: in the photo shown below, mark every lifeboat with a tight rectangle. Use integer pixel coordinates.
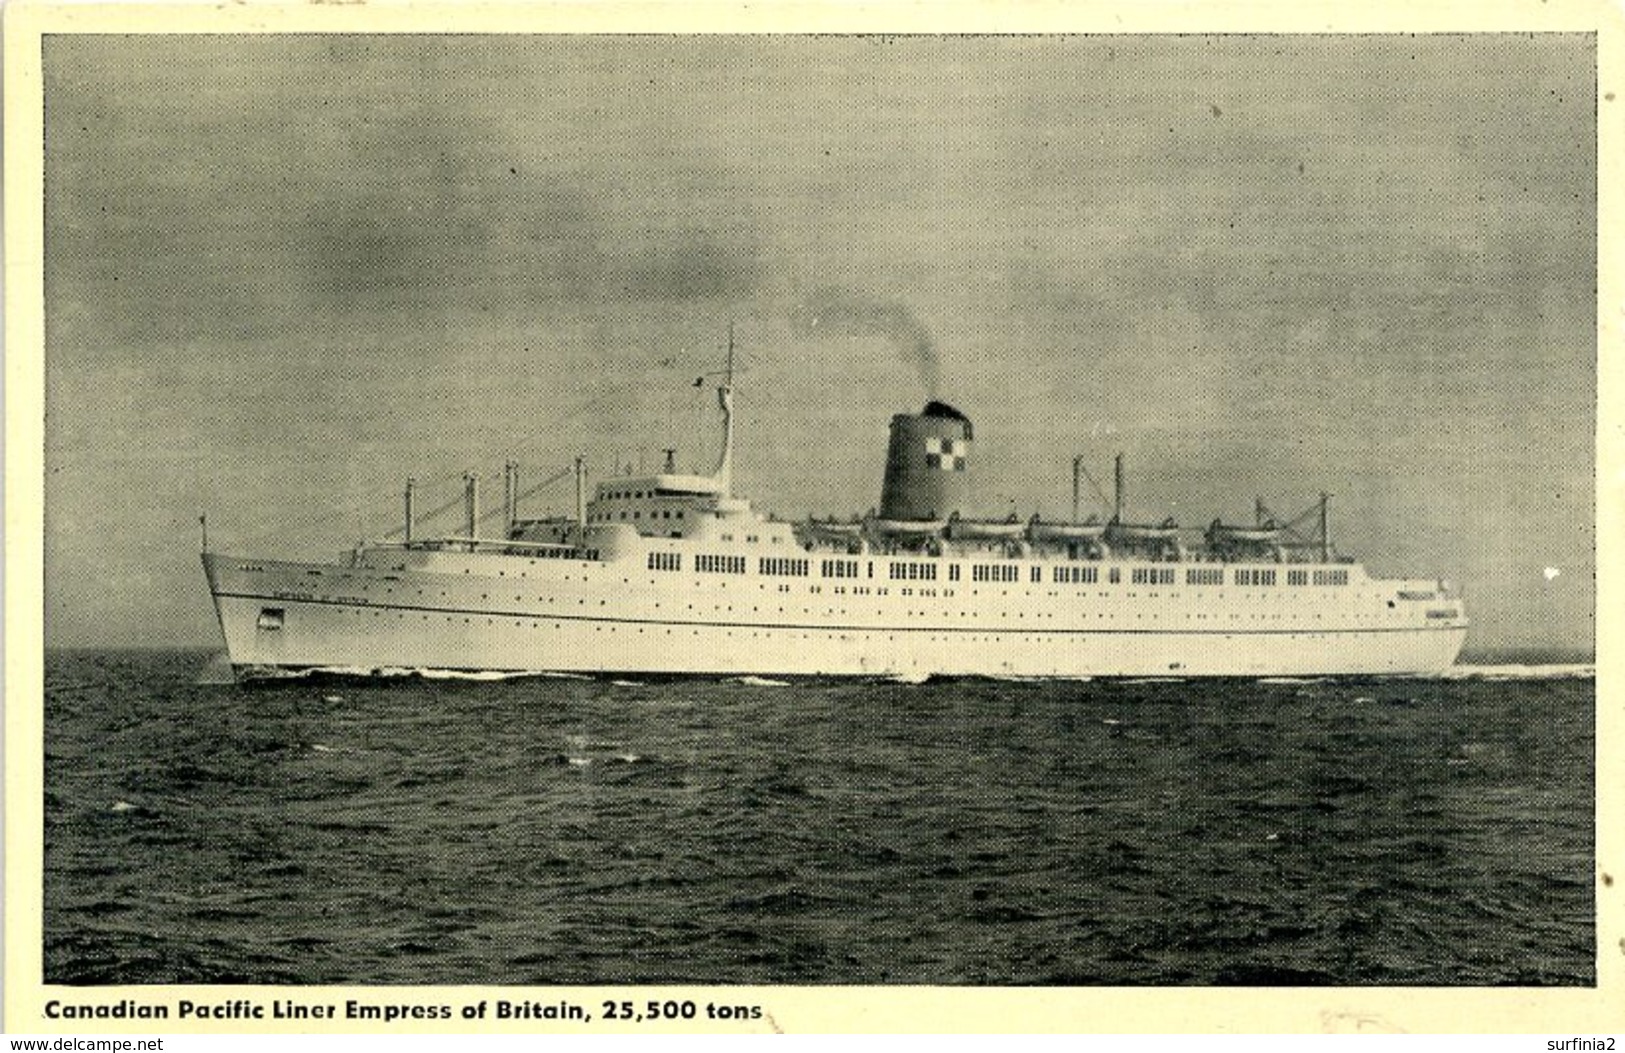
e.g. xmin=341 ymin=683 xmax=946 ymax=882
xmin=1205 ymin=519 xmax=1285 ymax=561
xmin=1026 ymin=516 xmax=1107 ymax=543
xmin=800 ymin=518 xmax=865 ymax=540
xmin=946 ymin=512 xmax=1026 ymax=541
xmin=1105 ymin=517 xmax=1181 ymax=543
xmin=871 ymin=518 xmax=947 ymax=538
xmin=1205 ymin=519 xmax=1281 ymax=545
xmin=1105 ymin=517 xmax=1185 ymax=561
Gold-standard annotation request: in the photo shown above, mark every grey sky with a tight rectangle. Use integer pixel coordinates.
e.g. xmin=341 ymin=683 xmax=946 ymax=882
xmin=43 ymin=33 xmax=1594 ymax=653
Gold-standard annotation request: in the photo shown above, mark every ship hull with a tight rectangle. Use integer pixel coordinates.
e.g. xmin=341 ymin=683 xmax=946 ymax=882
xmin=204 ymin=552 xmax=1468 ymax=679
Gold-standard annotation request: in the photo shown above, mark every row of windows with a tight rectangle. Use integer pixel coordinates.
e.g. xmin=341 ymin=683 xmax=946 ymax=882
xmin=643 ymin=553 xmax=1354 ymax=588
xmin=594 ymin=508 xmax=686 ymax=523
xmin=523 ymin=547 xmax=600 ymax=561
xmin=1205 ymin=567 xmax=1351 ymax=587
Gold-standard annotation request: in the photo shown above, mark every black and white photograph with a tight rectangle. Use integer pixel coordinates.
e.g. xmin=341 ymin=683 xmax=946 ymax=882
xmin=9 ymin=6 xmax=1615 ymax=1034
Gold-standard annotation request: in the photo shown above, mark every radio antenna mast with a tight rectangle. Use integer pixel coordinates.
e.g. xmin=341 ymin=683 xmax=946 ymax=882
xmin=711 ymin=322 xmax=737 ymax=497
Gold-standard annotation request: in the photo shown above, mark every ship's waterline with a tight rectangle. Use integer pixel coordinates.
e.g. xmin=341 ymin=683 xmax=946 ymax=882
xmin=202 ymin=368 xmax=1467 ymax=679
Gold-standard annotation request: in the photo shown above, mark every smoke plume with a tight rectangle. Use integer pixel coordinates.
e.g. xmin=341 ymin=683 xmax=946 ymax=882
xmin=791 ymin=286 xmax=942 ymax=398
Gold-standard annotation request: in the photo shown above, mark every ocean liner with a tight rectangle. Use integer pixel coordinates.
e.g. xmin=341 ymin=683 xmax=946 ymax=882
xmin=202 ymin=358 xmax=1468 ymax=679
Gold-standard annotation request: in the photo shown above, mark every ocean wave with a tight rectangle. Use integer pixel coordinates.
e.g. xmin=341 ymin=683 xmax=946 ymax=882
xmin=402 ymin=666 xmax=594 ymax=681
xmin=46 ymin=647 xmax=1598 ymax=987
xmin=192 ymin=652 xmax=237 ymax=685
xmin=731 ymin=675 xmax=791 ymax=687
xmin=236 ymin=664 xmax=596 ymax=682
xmin=414 ymin=667 xmax=561 ymax=681
xmin=1418 ymin=664 xmax=1594 ymax=681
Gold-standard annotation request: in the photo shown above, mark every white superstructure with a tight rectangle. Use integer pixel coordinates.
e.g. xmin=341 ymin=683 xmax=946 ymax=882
xmin=202 ymin=363 xmax=1468 ymax=678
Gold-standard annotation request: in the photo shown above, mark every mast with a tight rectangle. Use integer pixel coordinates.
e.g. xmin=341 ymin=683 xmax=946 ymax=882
xmin=463 ymin=471 xmax=479 ymax=549
xmin=1113 ymin=453 xmax=1124 ymax=522
xmin=1319 ymin=491 xmax=1331 ymax=562
xmin=404 ymin=477 xmax=416 ymax=544
xmin=574 ymin=455 xmax=588 ymax=536
xmin=711 ymin=322 xmax=736 ymax=498
xmin=1072 ymin=455 xmax=1083 ymax=523
xmin=503 ymin=461 xmax=518 ymax=537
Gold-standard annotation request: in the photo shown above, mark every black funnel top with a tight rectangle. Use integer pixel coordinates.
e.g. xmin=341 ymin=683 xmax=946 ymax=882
xmin=920 ymin=400 xmax=972 ymax=440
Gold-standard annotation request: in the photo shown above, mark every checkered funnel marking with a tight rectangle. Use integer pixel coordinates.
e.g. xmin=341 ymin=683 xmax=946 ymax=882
xmin=880 ymin=406 xmax=973 ymax=520
xmin=924 ymin=437 xmax=968 ymax=471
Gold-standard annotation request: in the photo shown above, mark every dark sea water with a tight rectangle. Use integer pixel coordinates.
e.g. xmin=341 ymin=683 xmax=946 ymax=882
xmin=43 ymin=650 xmax=1595 ymax=986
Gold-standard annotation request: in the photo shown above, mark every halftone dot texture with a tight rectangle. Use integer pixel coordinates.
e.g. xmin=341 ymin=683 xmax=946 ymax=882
xmin=43 ymin=652 xmax=1596 ymax=985
xmin=43 ymin=34 xmax=1593 ymax=652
